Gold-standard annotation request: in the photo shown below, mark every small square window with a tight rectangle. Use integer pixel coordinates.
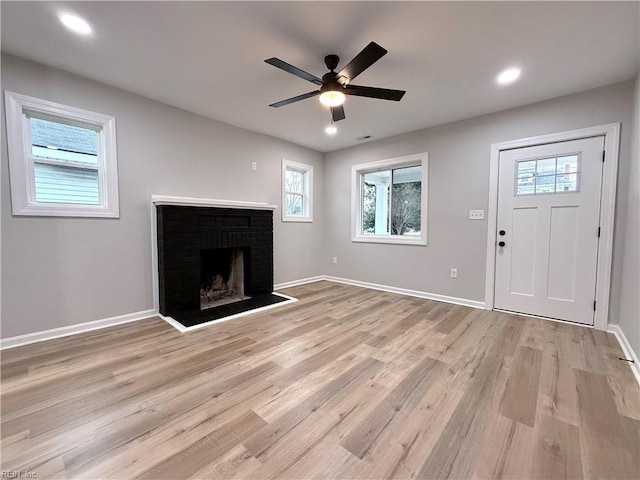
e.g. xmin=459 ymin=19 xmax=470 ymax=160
xmin=535 ymin=175 xmax=556 ymax=194
xmin=555 ymin=173 xmax=578 ymax=192
xmin=516 ymin=160 xmax=536 ymax=179
xmin=515 ymin=154 xmax=580 ymax=197
xmin=536 ymin=157 xmax=556 ymax=176
xmin=282 ymin=159 xmax=313 ymax=222
xmin=556 ymin=155 xmax=578 ymax=174
xmin=4 ymin=91 xmax=119 ymax=217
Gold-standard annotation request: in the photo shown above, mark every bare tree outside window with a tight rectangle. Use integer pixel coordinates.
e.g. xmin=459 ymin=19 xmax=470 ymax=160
xmin=285 ymin=168 xmax=304 ymax=216
xmin=391 ymin=181 xmax=421 ymax=235
xmin=363 ymin=182 xmax=377 ymax=233
xmin=361 ymin=165 xmax=421 ymax=236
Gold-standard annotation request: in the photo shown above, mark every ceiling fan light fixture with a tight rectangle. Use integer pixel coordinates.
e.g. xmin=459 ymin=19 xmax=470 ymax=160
xmin=319 ymin=90 xmax=346 ymax=107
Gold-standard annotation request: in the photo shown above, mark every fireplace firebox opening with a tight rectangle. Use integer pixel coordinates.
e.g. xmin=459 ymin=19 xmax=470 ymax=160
xmin=200 ymin=248 xmax=250 ymax=309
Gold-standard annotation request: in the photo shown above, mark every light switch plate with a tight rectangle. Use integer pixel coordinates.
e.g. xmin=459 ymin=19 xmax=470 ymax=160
xmin=469 ymin=209 xmax=485 ymax=220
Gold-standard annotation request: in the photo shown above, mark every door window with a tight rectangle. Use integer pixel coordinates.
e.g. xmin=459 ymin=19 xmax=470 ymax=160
xmin=515 ymin=154 xmax=579 ymax=196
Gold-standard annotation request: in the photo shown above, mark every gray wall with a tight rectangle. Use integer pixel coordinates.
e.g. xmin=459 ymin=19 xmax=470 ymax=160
xmin=323 ymin=81 xmax=635 ymax=310
xmin=611 ymin=74 xmax=639 ymax=356
xmin=1 ymin=54 xmax=324 ymax=338
xmin=2 ymin=53 xmax=637 ymax=354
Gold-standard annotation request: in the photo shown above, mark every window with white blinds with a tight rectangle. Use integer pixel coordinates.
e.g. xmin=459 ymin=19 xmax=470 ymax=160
xmin=4 ymin=92 xmax=119 ymax=217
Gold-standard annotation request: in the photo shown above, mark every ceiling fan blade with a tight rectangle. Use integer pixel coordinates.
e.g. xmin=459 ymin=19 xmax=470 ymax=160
xmin=337 ymin=42 xmax=388 ymax=83
xmin=265 ymin=57 xmax=323 ymax=85
xmin=331 ymin=105 xmax=346 ymax=122
xmin=269 ymin=90 xmax=321 ymax=108
xmin=344 ymin=84 xmax=406 ymax=101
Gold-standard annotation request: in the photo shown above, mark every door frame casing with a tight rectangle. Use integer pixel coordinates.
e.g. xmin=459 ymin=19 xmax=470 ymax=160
xmin=484 ymin=123 xmax=621 ymax=330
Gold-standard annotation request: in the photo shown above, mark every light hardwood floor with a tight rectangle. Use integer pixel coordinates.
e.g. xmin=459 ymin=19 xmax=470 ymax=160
xmin=1 ymin=281 xmax=639 ymax=479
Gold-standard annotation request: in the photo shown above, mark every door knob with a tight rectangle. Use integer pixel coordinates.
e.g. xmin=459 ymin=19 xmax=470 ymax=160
xmin=499 ymin=230 xmax=506 ymax=236
xmin=498 ymin=241 xmax=506 ymax=247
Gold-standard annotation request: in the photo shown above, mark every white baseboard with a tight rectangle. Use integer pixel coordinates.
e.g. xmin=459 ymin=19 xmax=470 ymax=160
xmin=275 ymin=275 xmax=485 ymax=310
xmin=607 ymin=324 xmax=640 ymax=385
xmin=0 ymin=309 xmax=156 ymax=350
xmin=274 ymin=276 xmax=325 ymax=290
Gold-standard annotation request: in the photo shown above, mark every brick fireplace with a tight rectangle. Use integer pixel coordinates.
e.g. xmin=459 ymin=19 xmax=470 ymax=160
xmin=153 ymin=197 xmax=291 ymax=329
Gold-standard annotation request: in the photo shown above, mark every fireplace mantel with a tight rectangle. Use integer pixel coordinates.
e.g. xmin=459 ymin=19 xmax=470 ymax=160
xmin=151 ymin=195 xmax=277 ymax=210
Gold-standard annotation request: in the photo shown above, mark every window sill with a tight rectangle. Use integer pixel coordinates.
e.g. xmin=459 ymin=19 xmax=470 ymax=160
xmin=13 ymin=203 xmax=119 ymax=218
xmin=282 ymin=216 xmax=313 ymax=223
xmin=351 ymin=235 xmax=426 ymax=246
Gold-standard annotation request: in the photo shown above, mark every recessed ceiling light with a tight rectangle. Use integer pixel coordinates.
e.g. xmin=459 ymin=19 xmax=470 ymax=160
xmin=325 ymin=124 xmax=337 ymax=136
xmin=59 ymin=13 xmax=92 ymax=35
xmin=497 ymin=67 xmax=521 ymax=85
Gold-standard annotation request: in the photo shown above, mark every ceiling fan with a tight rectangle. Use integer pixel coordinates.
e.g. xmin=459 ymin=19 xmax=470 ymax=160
xmin=265 ymin=41 xmax=406 ymax=122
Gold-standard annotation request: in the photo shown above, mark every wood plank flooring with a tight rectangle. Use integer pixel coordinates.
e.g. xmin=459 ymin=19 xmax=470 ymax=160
xmin=1 ymin=281 xmax=638 ymax=479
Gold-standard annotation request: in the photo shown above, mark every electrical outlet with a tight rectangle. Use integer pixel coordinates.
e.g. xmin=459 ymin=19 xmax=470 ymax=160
xmin=450 ymin=268 xmax=458 ymax=278
xmin=469 ymin=209 xmax=485 ymax=220
xmin=332 ymin=257 xmax=338 ymax=264
xmin=251 ymin=161 xmax=257 ymax=171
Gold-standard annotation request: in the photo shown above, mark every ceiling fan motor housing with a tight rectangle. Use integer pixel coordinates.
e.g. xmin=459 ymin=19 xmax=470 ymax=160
xmin=320 ymin=80 xmax=344 ymax=94
xmin=324 ymin=54 xmax=340 ymax=71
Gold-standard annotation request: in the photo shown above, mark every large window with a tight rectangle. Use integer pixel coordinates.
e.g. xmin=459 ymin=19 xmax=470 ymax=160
xmin=282 ymin=159 xmax=313 ymax=222
xmin=352 ymin=153 xmax=428 ymax=245
xmin=4 ymin=91 xmax=119 ymax=217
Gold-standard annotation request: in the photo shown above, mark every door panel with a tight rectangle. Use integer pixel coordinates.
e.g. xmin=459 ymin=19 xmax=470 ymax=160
xmin=510 ymin=207 xmax=537 ymax=296
xmin=494 ymin=136 xmax=604 ymax=325
xmin=547 ymin=206 xmax=578 ymax=302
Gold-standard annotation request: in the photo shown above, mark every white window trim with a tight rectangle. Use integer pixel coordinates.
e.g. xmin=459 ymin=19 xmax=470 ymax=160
xmin=351 ymin=152 xmax=428 ymax=246
xmin=282 ymin=158 xmax=313 ymax=222
xmin=4 ymin=91 xmax=119 ymax=218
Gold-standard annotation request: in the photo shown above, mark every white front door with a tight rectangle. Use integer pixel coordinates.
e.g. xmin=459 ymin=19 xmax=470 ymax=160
xmin=494 ymin=136 xmax=604 ymax=325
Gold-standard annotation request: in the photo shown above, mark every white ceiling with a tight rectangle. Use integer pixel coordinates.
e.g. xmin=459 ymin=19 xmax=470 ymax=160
xmin=1 ymin=1 xmax=639 ymax=153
